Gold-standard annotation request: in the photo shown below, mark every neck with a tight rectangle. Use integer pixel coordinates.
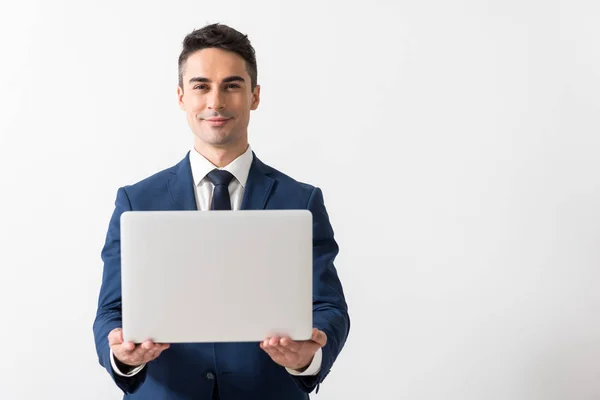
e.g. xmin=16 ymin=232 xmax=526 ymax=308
xmin=193 ymin=138 xmax=249 ymax=168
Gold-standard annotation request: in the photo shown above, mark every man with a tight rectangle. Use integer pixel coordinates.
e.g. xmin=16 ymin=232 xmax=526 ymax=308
xmin=93 ymin=23 xmax=350 ymax=400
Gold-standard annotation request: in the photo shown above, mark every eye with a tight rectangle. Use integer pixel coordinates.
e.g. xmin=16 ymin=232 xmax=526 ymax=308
xmin=225 ymin=83 xmax=241 ymax=89
xmin=193 ymin=84 xmax=209 ymax=90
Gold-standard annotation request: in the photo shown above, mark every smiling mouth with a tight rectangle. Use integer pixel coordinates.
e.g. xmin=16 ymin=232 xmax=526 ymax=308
xmin=204 ymin=118 xmax=232 ymax=127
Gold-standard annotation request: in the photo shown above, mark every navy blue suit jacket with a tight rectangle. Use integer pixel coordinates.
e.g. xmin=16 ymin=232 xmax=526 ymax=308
xmin=93 ymin=152 xmax=350 ymax=399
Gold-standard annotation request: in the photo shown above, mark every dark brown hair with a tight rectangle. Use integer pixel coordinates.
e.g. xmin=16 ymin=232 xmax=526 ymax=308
xmin=178 ymin=23 xmax=258 ymax=90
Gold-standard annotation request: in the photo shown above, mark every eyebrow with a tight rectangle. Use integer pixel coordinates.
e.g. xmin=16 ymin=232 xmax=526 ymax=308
xmin=188 ymin=76 xmax=246 ymax=84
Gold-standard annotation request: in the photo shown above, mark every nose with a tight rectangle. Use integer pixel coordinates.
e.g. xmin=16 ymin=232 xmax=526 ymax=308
xmin=208 ymin=90 xmax=225 ymax=110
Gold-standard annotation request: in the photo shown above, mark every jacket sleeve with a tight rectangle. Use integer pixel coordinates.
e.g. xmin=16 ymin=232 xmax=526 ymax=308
xmin=290 ymin=187 xmax=351 ymax=394
xmin=93 ymin=187 xmax=147 ymax=394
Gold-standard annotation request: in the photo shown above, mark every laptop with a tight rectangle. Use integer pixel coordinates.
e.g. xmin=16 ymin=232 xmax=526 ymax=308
xmin=119 ymin=210 xmax=313 ymax=344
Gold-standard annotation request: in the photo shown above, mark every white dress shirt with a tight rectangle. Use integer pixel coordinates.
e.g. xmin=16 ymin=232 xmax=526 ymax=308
xmin=111 ymin=144 xmax=322 ymax=377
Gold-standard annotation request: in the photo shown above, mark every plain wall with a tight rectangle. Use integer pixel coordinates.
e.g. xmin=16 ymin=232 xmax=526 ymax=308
xmin=1 ymin=0 xmax=600 ymax=398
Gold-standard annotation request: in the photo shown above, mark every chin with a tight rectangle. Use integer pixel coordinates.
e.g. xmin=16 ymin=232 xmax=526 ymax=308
xmin=197 ymin=131 xmax=235 ymax=147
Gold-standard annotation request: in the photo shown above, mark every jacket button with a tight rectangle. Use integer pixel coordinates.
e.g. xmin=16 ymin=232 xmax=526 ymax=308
xmin=206 ymin=372 xmax=215 ymax=380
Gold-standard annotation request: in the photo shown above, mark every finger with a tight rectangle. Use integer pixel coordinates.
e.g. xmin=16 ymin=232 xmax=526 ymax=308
xmin=270 ymin=337 xmax=284 ymax=350
xmin=260 ymin=342 xmax=275 ymax=356
xmin=107 ymin=328 xmax=123 ymax=346
xmin=112 ymin=340 xmax=135 ymax=356
xmin=123 ymin=343 xmax=152 ymax=361
xmin=136 ymin=341 xmax=164 ymax=358
xmin=264 ymin=337 xmax=282 ymax=350
xmin=280 ymin=337 xmax=299 ymax=353
xmin=121 ymin=341 xmax=136 ymax=352
xmin=261 ymin=339 xmax=274 ymax=352
xmin=145 ymin=349 xmax=160 ymax=362
xmin=273 ymin=336 xmax=303 ymax=354
xmin=269 ymin=339 xmax=293 ymax=359
xmin=158 ymin=343 xmax=170 ymax=351
xmin=149 ymin=344 xmax=169 ymax=358
xmin=268 ymin=341 xmax=288 ymax=358
xmin=261 ymin=339 xmax=281 ymax=354
xmin=141 ymin=340 xmax=155 ymax=350
xmin=299 ymin=341 xmax=321 ymax=359
xmin=155 ymin=345 xmax=170 ymax=357
xmin=269 ymin=336 xmax=280 ymax=347
xmin=262 ymin=343 xmax=284 ymax=362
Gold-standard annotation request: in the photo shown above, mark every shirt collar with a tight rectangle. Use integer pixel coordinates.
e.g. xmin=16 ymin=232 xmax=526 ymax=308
xmin=189 ymin=144 xmax=254 ymax=188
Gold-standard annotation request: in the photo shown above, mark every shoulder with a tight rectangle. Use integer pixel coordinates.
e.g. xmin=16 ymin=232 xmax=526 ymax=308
xmin=266 ymin=164 xmax=314 ymax=191
xmin=120 ymin=154 xmax=187 ymax=199
xmin=256 ymin=156 xmax=320 ymax=208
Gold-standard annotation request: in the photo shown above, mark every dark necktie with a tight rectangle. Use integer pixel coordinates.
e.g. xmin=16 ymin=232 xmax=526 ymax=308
xmin=207 ymin=169 xmax=234 ymax=210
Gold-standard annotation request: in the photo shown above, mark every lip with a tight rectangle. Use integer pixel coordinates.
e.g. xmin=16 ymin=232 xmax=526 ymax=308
xmin=204 ymin=118 xmax=232 ymax=127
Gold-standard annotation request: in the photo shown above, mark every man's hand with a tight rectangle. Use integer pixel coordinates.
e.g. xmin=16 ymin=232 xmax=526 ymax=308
xmin=108 ymin=328 xmax=170 ymax=368
xmin=260 ymin=328 xmax=327 ymax=371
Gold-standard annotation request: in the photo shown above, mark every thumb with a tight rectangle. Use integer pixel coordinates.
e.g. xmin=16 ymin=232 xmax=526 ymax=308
xmin=121 ymin=341 xmax=135 ymax=351
xmin=311 ymin=329 xmax=327 ymax=347
xmin=108 ymin=328 xmax=124 ymax=346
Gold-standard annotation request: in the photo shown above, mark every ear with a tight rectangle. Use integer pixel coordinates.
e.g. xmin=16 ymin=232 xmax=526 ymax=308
xmin=177 ymin=85 xmax=185 ymax=111
xmin=250 ymin=85 xmax=261 ymax=111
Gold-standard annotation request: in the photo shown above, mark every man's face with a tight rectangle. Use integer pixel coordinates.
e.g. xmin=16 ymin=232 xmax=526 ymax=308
xmin=177 ymin=48 xmax=260 ymax=149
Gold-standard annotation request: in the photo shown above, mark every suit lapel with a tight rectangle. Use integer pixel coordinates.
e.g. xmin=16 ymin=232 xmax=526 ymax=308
xmin=241 ymin=152 xmax=275 ymax=210
xmin=167 ymin=150 xmax=275 ymax=211
xmin=166 ymin=151 xmax=198 ymax=210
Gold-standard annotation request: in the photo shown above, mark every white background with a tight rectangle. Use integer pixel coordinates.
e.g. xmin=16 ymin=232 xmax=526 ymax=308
xmin=1 ymin=0 xmax=600 ymax=399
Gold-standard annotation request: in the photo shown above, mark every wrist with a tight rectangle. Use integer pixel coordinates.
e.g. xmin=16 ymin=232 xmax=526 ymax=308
xmin=294 ymin=355 xmax=314 ymax=372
